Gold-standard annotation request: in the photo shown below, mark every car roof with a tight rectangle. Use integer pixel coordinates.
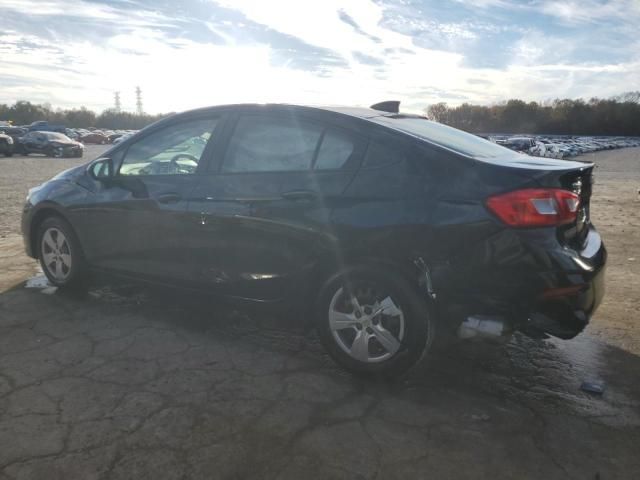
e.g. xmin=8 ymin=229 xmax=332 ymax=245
xmin=178 ymin=103 xmax=401 ymax=121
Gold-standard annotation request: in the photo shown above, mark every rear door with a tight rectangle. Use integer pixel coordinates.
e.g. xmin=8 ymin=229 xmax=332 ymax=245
xmin=188 ymin=110 xmax=366 ymax=300
xmin=79 ymin=114 xmax=225 ymax=283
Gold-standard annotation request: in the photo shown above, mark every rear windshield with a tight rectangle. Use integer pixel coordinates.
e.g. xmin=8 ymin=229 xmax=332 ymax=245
xmin=372 ymin=116 xmax=512 ymax=158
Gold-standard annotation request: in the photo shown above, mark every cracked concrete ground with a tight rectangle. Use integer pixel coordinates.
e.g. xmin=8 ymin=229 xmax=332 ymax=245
xmin=1 ymin=148 xmax=639 ymax=479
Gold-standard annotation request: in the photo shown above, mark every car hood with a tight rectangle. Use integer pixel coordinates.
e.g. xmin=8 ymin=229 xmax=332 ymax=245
xmin=51 ymin=164 xmax=85 ymax=180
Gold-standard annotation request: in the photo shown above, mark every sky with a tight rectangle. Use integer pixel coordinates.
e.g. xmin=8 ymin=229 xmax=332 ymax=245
xmin=0 ymin=0 xmax=638 ymax=114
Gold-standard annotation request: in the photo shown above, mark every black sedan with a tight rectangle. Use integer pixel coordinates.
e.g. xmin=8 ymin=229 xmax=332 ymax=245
xmin=21 ymin=103 xmax=606 ymax=376
xmin=17 ymin=131 xmax=83 ymax=157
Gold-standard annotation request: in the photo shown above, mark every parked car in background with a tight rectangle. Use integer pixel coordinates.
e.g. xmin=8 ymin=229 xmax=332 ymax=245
xmin=65 ymin=129 xmax=80 ymax=140
xmin=483 ymin=134 xmax=640 ymax=159
xmin=17 ymin=131 xmax=83 ymax=157
xmin=112 ymin=132 xmax=134 ymax=144
xmin=80 ymin=132 xmax=109 ymax=144
xmin=21 ymin=102 xmax=606 ymax=377
xmin=0 ymin=131 xmax=14 ymax=157
xmin=500 ymin=137 xmax=536 ymax=153
xmin=3 ymin=127 xmax=27 ymax=142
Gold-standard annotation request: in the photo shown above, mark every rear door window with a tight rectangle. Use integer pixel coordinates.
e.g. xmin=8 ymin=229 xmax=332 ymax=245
xmin=222 ymin=115 xmax=322 ymax=173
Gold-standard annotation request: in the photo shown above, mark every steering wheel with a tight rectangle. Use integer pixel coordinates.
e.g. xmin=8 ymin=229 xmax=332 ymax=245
xmin=169 ymin=153 xmax=199 ymax=174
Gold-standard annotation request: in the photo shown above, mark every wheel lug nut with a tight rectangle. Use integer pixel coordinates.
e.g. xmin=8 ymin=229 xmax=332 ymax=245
xmin=355 ymin=311 xmax=362 ymax=318
xmin=355 ymin=323 xmax=363 ymax=330
xmin=366 ymin=327 xmax=374 ymax=334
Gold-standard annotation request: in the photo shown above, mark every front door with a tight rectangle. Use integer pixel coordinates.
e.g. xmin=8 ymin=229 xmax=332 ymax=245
xmin=78 ymin=115 xmax=224 ymax=283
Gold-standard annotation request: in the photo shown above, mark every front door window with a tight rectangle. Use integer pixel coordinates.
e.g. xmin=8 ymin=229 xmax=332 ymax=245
xmin=119 ymin=117 xmax=219 ymax=176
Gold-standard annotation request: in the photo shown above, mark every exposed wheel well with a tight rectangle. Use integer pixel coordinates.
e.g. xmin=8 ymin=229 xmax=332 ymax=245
xmin=300 ymin=253 xmax=426 ymax=328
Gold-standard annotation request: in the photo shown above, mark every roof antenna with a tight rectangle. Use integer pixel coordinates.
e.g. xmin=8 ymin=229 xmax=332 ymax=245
xmin=370 ymin=101 xmax=400 ymax=113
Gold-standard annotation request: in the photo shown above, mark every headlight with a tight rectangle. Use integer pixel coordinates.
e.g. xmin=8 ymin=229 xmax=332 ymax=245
xmin=7 ymin=137 xmax=13 ymax=145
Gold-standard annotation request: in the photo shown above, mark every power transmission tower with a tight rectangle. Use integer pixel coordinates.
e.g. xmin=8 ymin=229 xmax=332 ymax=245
xmin=135 ymin=86 xmax=143 ymax=115
xmin=114 ymin=91 xmax=121 ymax=112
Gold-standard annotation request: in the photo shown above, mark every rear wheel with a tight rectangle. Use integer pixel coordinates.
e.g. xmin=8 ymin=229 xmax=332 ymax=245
xmin=315 ymin=265 xmax=433 ymax=377
xmin=38 ymin=217 xmax=87 ymax=289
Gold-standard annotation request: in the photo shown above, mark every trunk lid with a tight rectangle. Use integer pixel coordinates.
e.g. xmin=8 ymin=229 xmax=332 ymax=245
xmin=478 ymin=154 xmax=594 ymax=247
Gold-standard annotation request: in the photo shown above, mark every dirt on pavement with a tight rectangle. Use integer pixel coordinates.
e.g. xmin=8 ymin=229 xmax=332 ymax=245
xmin=0 ymin=146 xmax=638 ymax=479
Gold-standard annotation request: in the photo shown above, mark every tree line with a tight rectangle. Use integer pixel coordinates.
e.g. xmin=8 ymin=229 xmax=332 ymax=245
xmin=2 ymin=92 xmax=640 ymax=135
xmin=0 ymin=101 xmax=170 ymax=130
xmin=426 ymin=92 xmax=640 ymax=136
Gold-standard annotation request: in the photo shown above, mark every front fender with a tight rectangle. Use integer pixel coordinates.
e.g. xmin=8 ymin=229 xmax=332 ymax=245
xmin=23 ymin=179 xmax=90 ymax=258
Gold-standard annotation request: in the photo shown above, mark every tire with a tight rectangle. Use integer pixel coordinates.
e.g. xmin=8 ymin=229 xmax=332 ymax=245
xmin=315 ymin=265 xmax=433 ymax=378
xmin=37 ymin=216 xmax=88 ymax=289
xmin=4 ymin=152 xmax=11 ymax=157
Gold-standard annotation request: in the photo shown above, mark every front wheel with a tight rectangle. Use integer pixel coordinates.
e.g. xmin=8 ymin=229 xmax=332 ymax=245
xmin=38 ymin=216 xmax=88 ymax=289
xmin=315 ymin=265 xmax=433 ymax=378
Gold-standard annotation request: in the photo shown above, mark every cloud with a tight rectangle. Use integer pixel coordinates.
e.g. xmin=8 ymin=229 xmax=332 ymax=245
xmin=0 ymin=0 xmax=637 ymax=113
xmin=338 ymin=9 xmax=382 ymax=43
xmin=534 ymin=0 xmax=640 ymax=24
xmin=352 ymin=51 xmax=385 ymax=66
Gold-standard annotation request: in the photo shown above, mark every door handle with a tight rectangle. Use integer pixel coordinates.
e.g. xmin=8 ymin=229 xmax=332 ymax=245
xmin=281 ymin=189 xmax=319 ymax=201
xmin=156 ymin=192 xmax=182 ymax=204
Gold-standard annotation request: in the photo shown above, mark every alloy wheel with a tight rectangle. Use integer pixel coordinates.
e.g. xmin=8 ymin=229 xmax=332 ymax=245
xmin=328 ymin=285 xmax=405 ymax=363
xmin=41 ymin=227 xmax=73 ymax=281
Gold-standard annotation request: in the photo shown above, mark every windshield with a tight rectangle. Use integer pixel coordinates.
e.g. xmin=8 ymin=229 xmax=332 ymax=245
xmin=372 ymin=116 xmax=513 ymax=158
xmin=43 ymin=132 xmax=71 ymax=141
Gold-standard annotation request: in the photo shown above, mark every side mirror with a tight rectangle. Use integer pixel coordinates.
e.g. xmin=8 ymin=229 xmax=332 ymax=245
xmin=88 ymin=157 xmax=114 ymax=181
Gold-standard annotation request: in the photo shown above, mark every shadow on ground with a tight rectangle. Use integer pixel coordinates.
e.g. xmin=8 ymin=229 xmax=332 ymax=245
xmin=1 ymin=277 xmax=639 ymax=479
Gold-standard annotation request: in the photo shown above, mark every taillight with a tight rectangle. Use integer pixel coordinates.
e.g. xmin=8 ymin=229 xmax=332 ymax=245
xmin=486 ymin=188 xmax=580 ymax=227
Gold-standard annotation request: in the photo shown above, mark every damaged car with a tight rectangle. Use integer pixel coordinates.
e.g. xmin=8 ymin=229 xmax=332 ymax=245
xmin=21 ymin=102 xmax=606 ymax=376
xmin=17 ymin=131 xmax=84 ymax=158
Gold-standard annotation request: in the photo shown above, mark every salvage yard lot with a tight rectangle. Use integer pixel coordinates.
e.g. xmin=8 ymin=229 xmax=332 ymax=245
xmin=0 ymin=147 xmax=639 ymax=479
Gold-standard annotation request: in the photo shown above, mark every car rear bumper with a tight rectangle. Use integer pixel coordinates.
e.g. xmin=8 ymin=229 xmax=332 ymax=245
xmin=524 ymin=234 xmax=606 ymax=338
xmin=435 ymin=224 xmax=607 ymax=339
